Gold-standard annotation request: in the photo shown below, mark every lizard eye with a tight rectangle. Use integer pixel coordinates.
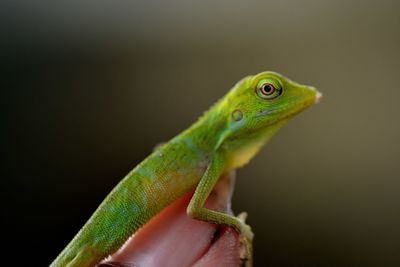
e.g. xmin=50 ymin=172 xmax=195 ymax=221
xmin=256 ymin=79 xmax=282 ymax=100
xmin=260 ymin=83 xmax=275 ymax=95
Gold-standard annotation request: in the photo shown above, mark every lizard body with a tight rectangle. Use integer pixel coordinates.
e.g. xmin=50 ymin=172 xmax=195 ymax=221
xmin=51 ymin=71 xmax=321 ymax=266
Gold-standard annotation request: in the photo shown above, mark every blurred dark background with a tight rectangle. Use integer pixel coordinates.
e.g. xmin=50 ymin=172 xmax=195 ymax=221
xmin=2 ymin=0 xmax=400 ymax=266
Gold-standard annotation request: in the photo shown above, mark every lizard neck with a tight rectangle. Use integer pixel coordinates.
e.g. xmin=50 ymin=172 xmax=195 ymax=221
xmin=177 ymin=101 xmax=227 ymax=155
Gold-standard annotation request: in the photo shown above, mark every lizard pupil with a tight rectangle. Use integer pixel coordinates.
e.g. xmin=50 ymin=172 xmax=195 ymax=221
xmin=261 ymin=83 xmax=275 ymax=95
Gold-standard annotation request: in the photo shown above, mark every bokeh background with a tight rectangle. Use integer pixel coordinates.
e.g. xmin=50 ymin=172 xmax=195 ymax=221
xmin=2 ymin=0 xmax=400 ymax=266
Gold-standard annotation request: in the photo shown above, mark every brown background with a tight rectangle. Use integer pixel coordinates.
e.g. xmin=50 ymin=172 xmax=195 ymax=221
xmin=2 ymin=1 xmax=400 ymax=266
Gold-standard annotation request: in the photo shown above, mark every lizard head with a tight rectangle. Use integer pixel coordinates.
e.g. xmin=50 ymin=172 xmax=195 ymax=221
xmin=224 ymin=71 xmax=321 ymax=133
xmin=228 ymin=71 xmax=320 ymax=126
xmin=218 ymin=71 xmax=321 ymax=169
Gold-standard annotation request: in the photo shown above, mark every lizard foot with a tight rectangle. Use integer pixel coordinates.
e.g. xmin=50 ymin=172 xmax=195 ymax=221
xmin=237 ymin=212 xmax=253 ymax=267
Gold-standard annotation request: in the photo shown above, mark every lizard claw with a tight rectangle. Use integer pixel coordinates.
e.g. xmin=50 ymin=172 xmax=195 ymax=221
xmin=237 ymin=212 xmax=248 ymax=223
xmin=237 ymin=212 xmax=254 ymax=241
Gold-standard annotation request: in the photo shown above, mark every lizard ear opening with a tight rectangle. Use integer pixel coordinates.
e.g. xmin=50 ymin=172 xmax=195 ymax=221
xmin=231 ymin=109 xmax=243 ymax=122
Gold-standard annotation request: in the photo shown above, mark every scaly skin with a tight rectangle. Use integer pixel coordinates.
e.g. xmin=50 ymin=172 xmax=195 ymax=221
xmin=51 ymin=71 xmax=321 ymax=267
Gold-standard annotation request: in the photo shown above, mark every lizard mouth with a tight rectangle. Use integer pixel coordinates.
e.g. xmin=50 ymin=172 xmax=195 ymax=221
xmin=255 ymin=84 xmax=321 ymax=121
xmin=255 ymin=95 xmax=314 ymax=121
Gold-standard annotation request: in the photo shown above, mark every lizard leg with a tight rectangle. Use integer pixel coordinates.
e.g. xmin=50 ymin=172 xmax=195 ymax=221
xmin=187 ymin=155 xmax=253 ymax=266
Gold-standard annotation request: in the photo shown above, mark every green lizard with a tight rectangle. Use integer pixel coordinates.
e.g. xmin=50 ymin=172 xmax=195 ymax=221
xmin=51 ymin=71 xmax=321 ymax=267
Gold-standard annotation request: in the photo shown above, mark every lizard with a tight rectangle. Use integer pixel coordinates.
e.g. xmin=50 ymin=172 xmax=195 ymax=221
xmin=50 ymin=71 xmax=322 ymax=267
